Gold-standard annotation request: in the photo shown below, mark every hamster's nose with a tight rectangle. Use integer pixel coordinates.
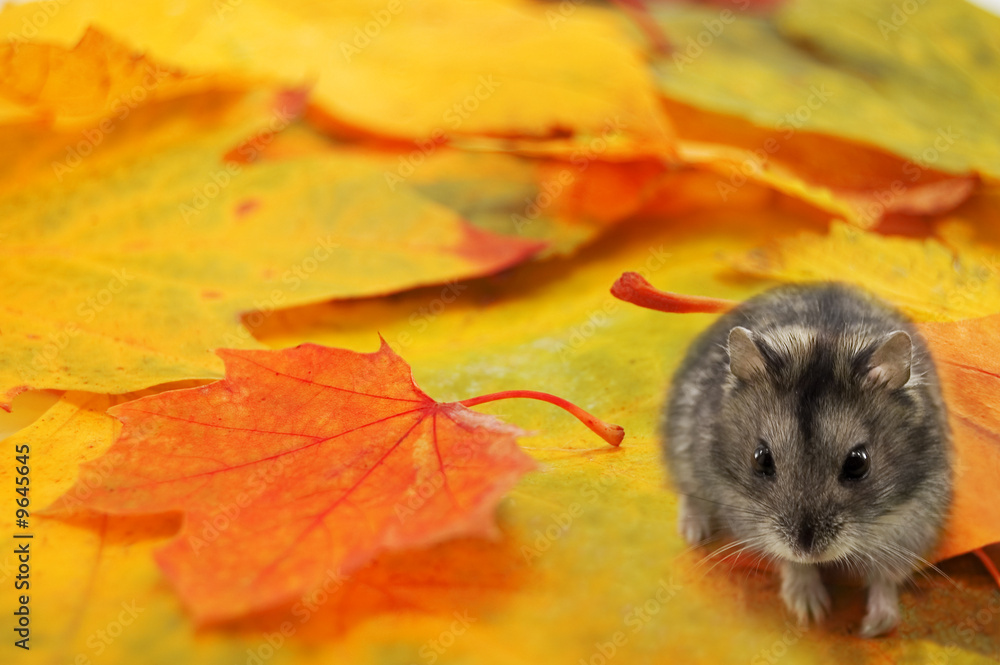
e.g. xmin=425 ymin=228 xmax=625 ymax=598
xmin=796 ymin=520 xmax=816 ymax=553
xmin=784 ymin=514 xmax=839 ymax=560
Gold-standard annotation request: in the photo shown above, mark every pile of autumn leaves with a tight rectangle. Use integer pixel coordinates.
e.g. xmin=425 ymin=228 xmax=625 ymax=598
xmin=1 ymin=0 xmax=999 ymax=627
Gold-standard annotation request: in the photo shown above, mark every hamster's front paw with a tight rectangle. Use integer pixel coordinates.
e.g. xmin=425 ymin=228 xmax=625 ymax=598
xmin=677 ymin=495 xmax=712 ymax=545
xmin=859 ymin=578 xmax=900 ymax=638
xmin=780 ymin=562 xmax=830 ymax=627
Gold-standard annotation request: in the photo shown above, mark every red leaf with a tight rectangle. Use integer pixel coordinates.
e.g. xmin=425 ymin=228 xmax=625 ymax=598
xmin=51 ymin=341 xmax=542 ymax=622
xmin=222 ymin=87 xmax=310 ymax=165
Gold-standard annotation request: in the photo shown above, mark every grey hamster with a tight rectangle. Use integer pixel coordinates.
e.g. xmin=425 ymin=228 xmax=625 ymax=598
xmin=663 ymin=282 xmax=951 ymax=637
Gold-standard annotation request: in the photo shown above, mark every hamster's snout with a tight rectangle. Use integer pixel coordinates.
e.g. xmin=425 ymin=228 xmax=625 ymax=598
xmin=776 ymin=511 xmax=844 ymax=563
xmin=797 ymin=520 xmax=817 ymax=552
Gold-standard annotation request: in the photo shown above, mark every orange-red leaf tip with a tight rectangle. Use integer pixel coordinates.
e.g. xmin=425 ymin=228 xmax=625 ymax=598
xmin=601 ymin=422 xmax=626 ymax=447
xmin=1 ymin=385 xmax=29 ymax=413
xmin=611 ymin=271 xmax=735 ymax=314
xmin=452 ymin=220 xmax=547 ymax=269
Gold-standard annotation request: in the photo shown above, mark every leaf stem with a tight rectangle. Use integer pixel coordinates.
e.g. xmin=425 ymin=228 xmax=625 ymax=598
xmin=972 ymin=548 xmax=1000 ymax=590
xmin=459 ymin=390 xmax=624 ymax=447
xmin=611 ymin=271 xmax=735 ymax=314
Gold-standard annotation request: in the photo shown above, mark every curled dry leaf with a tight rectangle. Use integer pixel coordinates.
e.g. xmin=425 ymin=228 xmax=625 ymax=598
xmin=0 ymin=0 xmax=675 ymax=155
xmin=0 ymin=31 xmax=546 ymax=411
xmin=0 ymin=27 xmax=218 ymax=128
xmin=729 ymin=221 xmax=1000 ymax=322
xmin=650 ymin=0 xmax=1000 ymax=179
xmin=661 ymin=100 xmax=977 ymax=229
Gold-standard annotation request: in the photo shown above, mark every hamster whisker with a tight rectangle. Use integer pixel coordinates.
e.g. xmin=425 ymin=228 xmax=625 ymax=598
xmin=849 ymin=545 xmax=895 ymax=581
xmin=702 ymin=547 xmax=755 ymax=578
xmin=744 ymin=548 xmax=779 ymax=584
xmin=839 ymin=552 xmax=865 ymax=579
xmin=830 ymin=550 xmax=857 ymax=577
xmin=726 ymin=542 xmax=751 ymax=571
xmin=876 ymin=541 xmax=959 ymax=589
xmin=909 ymin=558 xmax=957 ymax=589
xmin=694 ymin=538 xmax=749 ymax=568
xmin=697 ymin=536 xmax=770 ymax=578
xmin=673 ymin=533 xmax=727 ymax=561
xmin=853 ymin=535 xmax=959 ymax=591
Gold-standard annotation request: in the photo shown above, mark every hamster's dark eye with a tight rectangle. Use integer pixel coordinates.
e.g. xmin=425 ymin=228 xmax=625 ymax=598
xmin=752 ymin=440 xmax=775 ymax=477
xmin=841 ymin=445 xmax=870 ymax=481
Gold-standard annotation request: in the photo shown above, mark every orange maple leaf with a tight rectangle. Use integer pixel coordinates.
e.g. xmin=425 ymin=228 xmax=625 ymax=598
xmin=50 ymin=340 xmax=621 ymax=622
xmin=919 ymin=316 xmax=1000 ymax=564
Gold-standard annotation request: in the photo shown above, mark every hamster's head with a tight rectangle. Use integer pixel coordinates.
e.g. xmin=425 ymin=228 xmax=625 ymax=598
xmin=712 ymin=325 xmax=948 ymax=566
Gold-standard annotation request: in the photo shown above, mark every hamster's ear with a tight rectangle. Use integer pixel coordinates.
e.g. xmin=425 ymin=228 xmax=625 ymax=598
xmin=728 ymin=327 xmax=766 ymax=381
xmin=867 ymin=331 xmax=911 ymax=390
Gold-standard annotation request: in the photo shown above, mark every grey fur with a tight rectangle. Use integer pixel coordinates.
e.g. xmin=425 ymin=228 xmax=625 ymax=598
xmin=663 ymin=282 xmax=951 ymax=636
